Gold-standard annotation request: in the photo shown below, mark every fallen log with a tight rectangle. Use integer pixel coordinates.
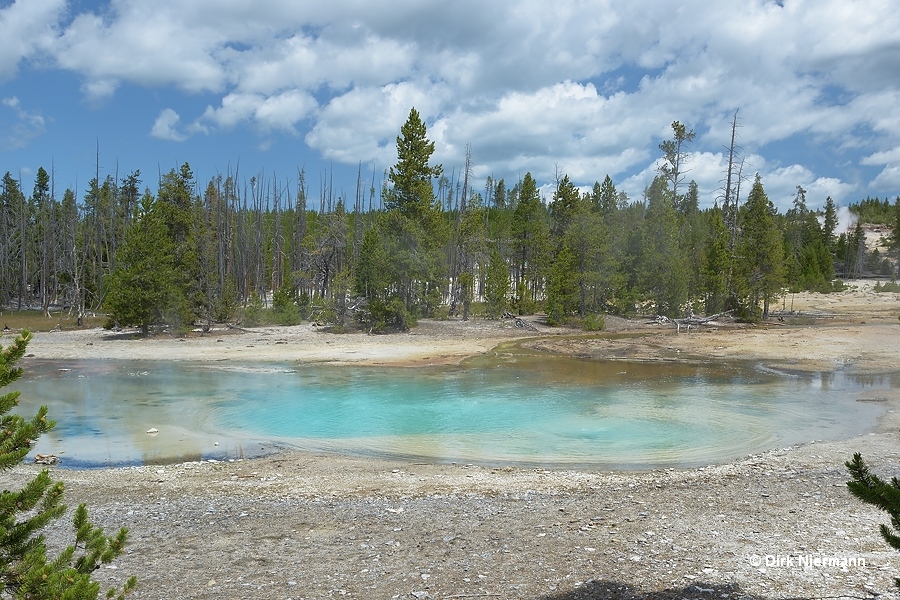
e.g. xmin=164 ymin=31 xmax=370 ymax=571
xmin=513 ymin=317 xmax=539 ymax=331
xmin=673 ymin=310 xmax=734 ymax=333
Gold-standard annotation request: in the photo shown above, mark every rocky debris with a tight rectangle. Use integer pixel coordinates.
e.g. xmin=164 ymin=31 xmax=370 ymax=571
xmin=33 ymin=453 xmax=58 ymax=465
xmin=9 ymin=421 xmax=900 ymax=600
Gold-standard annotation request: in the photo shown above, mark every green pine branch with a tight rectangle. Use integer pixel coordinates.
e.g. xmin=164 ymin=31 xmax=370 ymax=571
xmin=847 ymin=452 xmax=900 ymax=587
xmin=0 ymin=331 xmax=137 ymax=599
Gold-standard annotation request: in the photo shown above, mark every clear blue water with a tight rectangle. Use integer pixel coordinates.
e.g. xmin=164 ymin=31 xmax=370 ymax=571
xmin=11 ymin=355 xmax=892 ymax=469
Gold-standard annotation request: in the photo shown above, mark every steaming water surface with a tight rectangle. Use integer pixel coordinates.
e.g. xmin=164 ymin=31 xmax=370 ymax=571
xmin=13 ymin=354 xmax=892 ymax=469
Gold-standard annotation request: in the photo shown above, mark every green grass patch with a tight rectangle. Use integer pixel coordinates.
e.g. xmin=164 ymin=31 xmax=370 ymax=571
xmin=874 ymin=280 xmax=900 ymax=293
xmin=0 ymin=309 xmax=107 ymax=333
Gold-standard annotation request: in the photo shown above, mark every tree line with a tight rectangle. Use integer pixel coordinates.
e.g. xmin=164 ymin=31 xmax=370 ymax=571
xmin=1 ymin=109 xmax=898 ymax=333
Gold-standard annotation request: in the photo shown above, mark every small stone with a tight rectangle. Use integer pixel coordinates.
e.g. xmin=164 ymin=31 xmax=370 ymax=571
xmin=207 ymin=579 xmax=216 ymax=587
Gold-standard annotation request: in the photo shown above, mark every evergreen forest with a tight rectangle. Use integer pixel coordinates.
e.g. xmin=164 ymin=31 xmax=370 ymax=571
xmin=1 ymin=109 xmax=899 ymax=334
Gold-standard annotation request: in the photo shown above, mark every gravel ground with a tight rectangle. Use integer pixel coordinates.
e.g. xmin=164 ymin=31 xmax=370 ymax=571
xmin=11 ymin=412 xmax=900 ymax=600
xmin=4 ymin=282 xmax=900 ymax=599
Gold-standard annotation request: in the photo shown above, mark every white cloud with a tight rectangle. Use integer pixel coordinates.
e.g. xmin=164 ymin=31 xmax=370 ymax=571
xmin=3 ymin=0 xmax=897 ymax=202
xmin=228 ymin=33 xmax=415 ymax=96
xmin=54 ymin=3 xmax=226 ymax=94
xmin=870 ymin=166 xmax=900 ymax=192
xmin=804 ymin=177 xmax=857 ymax=208
xmin=81 ymin=79 xmax=119 ymax=102
xmin=1 ymin=96 xmax=47 ymax=149
xmin=198 ymin=90 xmax=317 ymax=133
xmin=0 ymin=0 xmax=64 ymax=80
xmin=861 ymin=146 xmax=900 ymax=193
xmin=254 ymin=90 xmax=317 ymax=132
xmin=306 ymin=81 xmax=449 ymax=165
xmin=150 ymin=108 xmax=188 ymax=142
xmin=861 ymin=147 xmax=900 ymax=166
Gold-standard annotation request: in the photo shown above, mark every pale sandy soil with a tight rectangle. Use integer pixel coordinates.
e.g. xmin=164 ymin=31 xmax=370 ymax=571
xmin=16 ymin=280 xmax=899 ymax=373
xmin=21 ymin=316 xmax=554 ymax=367
xmin=530 ymin=281 xmax=900 ymax=375
xmin=5 ymin=281 xmax=900 ymax=600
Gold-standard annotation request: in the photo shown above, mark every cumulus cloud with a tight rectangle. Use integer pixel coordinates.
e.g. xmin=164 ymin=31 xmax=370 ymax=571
xmin=861 ymin=147 xmax=900 ymax=166
xmin=80 ymin=79 xmax=119 ymax=103
xmin=150 ymin=108 xmax=188 ymax=142
xmin=869 ymin=166 xmax=900 ymax=191
xmin=54 ymin=3 xmax=226 ymax=94
xmin=6 ymin=0 xmax=898 ymax=200
xmin=861 ymin=146 xmax=900 ymax=193
xmin=306 ymin=81 xmax=449 ymax=165
xmin=198 ymin=90 xmax=317 ymax=133
xmin=0 ymin=0 xmax=65 ymax=80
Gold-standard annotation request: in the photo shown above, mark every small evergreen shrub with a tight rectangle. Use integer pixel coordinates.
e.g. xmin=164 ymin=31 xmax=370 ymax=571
xmin=874 ymin=280 xmax=900 ymax=293
xmin=272 ymin=285 xmax=302 ymax=326
xmin=365 ymin=298 xmax=414 ymax=333
xmin=582 ymin=313 xmax=606 ymax=331
xmin=242 ymin=293 xmax=268 ymax=327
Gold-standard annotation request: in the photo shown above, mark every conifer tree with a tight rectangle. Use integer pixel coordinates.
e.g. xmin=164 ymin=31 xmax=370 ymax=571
xmin=483 ymin=246 xmax=511 ymax=319
xmin=846 ymin=453 xmax=900 ymax=588
xmin=385 ymin=108 xmax=443 ymax=220
xmin=658 ymin=120 xmax=696 ymax=204
xmin=156 ymin=163 xmax=202 ymax=329
xmin=891 ymin=197 xmax=900 ymax=276
xmin=638 ymin=176 xmax=688 ymax=317
xmin=0 ymin=331 xmax=136 ymax=599
xmin=594 ymin=175 xmax=618 ymax=217
xmin=823 ymin=196 xmax=838 ymax=250
xmin=734 ymin=175 xmax=785 ymax=319
xmin=548 ymin=175 xmax=580 ymax=245
xmin=562 ymin=199 xmax=609 ymax=316
xmin=700 ymin=209 xmax=731 ymax=314
xmin=546 ymin=245 xmax=579 ymax=325
xmin=106 ymin=194 xmax=178 ymax=334
xmin=510 ymin=173 xmax=550 ymax=313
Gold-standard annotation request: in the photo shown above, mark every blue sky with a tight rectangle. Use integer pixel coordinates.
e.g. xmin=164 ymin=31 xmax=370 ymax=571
xmin=1 ymin=0 xmax=899 ymax=213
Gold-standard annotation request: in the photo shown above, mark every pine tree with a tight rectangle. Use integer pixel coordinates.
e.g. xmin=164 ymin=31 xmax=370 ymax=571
xmin=0 ymin=331 xmax=136 ymax=598
xmin=594 ymin=175 xmax=618 ymax=217
xmin=562 ymin=199 xmax=609 ymax=316
xmin=546 ymin=245 xmax=579 ymax=325
xmin=658 ymin=120 xmax=696 ymax=204
xmin=105 ymin=194 xmax=178 ymax=334
xmin=823 ymin=196 xmax=838 ymax=250
xmin=548 ymin=175 xmax=580 ymax=244
xmin=891 ymin=197 xmax=900 ymax=277
xmin=846 ymin=453 xmax=900 ymax=588
xmin=700 ymin=209 xmax=731 ymax=314
xmin=385 ymin=108 xmax=443 ymax=220
xmin=638 ymin=176 xmax=688 ymax=317
xmin=734 ymin=175 xmax=785 ymax=319
xmin=155 ymin=163 xmax=202 ymax=329
xmin=483 ymin=246 xmax=511 ymax=319
xmin=510 ymin=173 xmax=550 ymax=313
xmin=378 ymin=108 xmax=448 ymax=318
